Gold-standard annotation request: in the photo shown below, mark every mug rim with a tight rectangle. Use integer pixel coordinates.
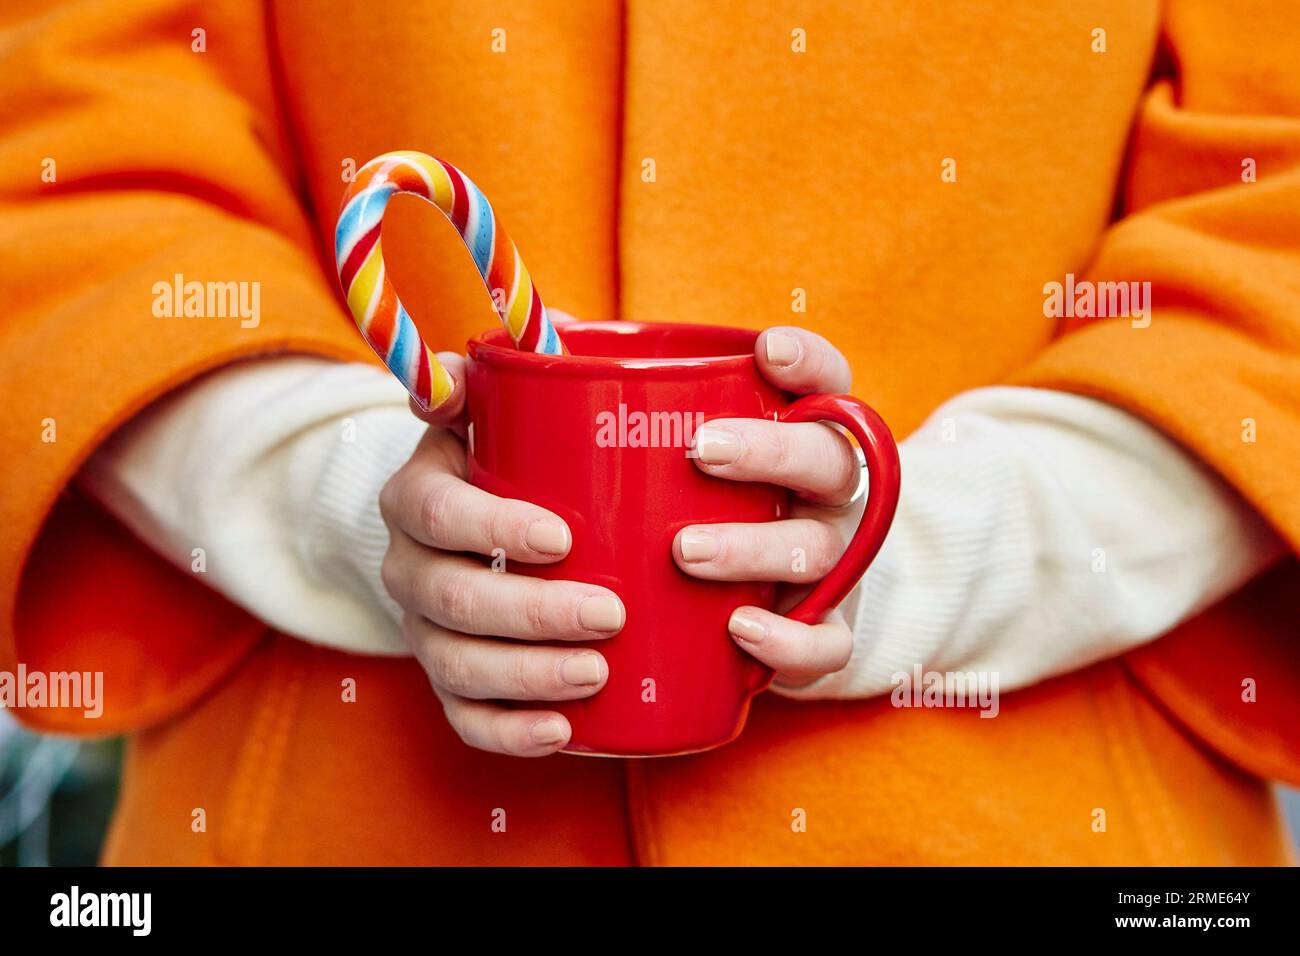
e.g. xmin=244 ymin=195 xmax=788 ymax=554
xmin=467 ymin=321 xmax=759 ymax=372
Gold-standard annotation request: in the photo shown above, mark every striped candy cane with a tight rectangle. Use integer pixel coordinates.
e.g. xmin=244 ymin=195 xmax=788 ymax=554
xmin=335 ymin=151 xmax=565 ymax=411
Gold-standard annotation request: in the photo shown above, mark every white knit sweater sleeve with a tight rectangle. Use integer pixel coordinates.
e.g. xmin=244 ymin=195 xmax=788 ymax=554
xmin=82 ymin=362 xmax=1285 ymax=684
xmin=775 ymin=386 xmax=1286 ymax=699
xmin=80 ymin=356 xmax=425 ymax=656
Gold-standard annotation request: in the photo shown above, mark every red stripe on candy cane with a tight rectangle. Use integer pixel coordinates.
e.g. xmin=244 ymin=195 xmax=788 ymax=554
xmin=339 ymin=222 xmax=381 ymax=290
xmin=415 ymin=346 xmax=432 ymax=402
xmin=441 ymin=161 xmax=471 ymax=235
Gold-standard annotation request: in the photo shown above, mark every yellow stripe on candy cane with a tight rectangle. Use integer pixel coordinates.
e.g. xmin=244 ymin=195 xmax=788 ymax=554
xmin=427 ymin=347 xmax=455 ymax=408
xmin=347 ymin=245 xmax=385 ymax=333
xmin=505 ymin=254 xmax=532 ymax=339
xmin=428 ymin=160 xmax=455 ymax=209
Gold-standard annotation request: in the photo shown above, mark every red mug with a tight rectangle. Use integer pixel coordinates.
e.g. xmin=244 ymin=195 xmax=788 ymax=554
xmin=465 ymin=321 xmax=900 ymax=756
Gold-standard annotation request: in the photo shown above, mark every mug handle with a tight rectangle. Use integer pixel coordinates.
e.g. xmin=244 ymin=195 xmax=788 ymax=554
xmin=776 ymin=394 xmax=901 ymax=626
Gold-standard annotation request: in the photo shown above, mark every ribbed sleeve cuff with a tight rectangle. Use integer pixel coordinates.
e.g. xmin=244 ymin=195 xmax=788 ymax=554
xmin=772 ymin=408 xmax=1038 ymax=700
xmin=304 ymin=407 xmax=426 ymax=656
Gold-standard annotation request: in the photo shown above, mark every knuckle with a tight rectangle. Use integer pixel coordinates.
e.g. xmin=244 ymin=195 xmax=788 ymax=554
xmin=826 ymin=623 xmax=855 ymax=671
xmin=419 ymin=477 xmax=458 ymax=539
xmin=810 ymin=551 xmax=838 ymax=580
xmin=835 ymin=470 xmax=858 ymax=505
xmin=398 ymin=611 xmax=424 ymax=654
xmin=495 ymin=718 xmax=529 ymax=756
xmin=506 ymin=649 xmax=545 ymax=698
xmin=379 ymin=552 xmax=404 ymax=603
xmin=770 ymin=425 xmax=795 ymax=478
xmin=377 ymin=476 xmax=399 ymax=525
xmin=833 ymin=444 xmax=859 ymax=501
xmin=523 ymin=585 xmax=551 ymax=636
xmin=486 ymin=502 xmax=526 ymax=553
xmin=430 ymin=639 xmax=473 ymax=695
xmin=810 ymin=524 xmax=844 ymax=576
xmin=434 ymin=569 xmax=477 ymax=626
xmin=445 ymin=709 xmax=478 ymax=750
xmin=451 ymin=722 xmax=476 ymax=749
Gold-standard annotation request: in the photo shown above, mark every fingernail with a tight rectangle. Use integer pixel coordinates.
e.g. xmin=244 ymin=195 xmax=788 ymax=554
xmin=694 ymin=426 xmax=742 ymax=465
xmin=530 ymin=718 xmax=569 ymax=746
xmin=729 ymin=610 xmax=768 ymax=645
xmin=578 ymin=595 xmax=624 ymax=632
xmin=526 ymin=519 xmax=570 ymax=556
xmin=561 ymin=652 xmax=604 ymax=686
xmin=680 ymin=530 xmax=719 ymax=563
xmin=765 ymin=331 xmax=800 ymax=367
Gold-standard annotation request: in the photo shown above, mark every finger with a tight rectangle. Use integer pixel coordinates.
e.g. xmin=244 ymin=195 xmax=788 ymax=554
xmin=727 ymin=605 xmax=853 ymax=684
xmin=549 ymin=308 xmax=580 ymax=327
xmin=384 ymin=541 xmax=625 ymax=639
xmin=674 ymin=518 xmax=845 ymax=583
xmin=691 ymin=418 xmax=860 ymax=505
xmin=405 ymin=614 xmax=608 ymax=701
xmin=431 ymin=686 xmax=572 ymax=756
xmin=408 ymin=351 xmax=468 ymax=428
xmin=380 ymin=452 xmax=572 ymax=563
xmin=755 ymin=327 xmax=852 ymax=395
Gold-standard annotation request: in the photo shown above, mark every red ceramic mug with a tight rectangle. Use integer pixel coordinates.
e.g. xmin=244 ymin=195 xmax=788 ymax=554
xmin=465 ymin=321 xmax=900 ymax=757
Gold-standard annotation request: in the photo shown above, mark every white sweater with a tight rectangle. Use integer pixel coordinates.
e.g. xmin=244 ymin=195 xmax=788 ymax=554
xmin=79 ymin=356 xmax=1284 ymax=697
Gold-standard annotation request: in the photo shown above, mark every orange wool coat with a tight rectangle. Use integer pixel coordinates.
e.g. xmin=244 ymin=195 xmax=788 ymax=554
xmin=2 ymin=0 xmax=1299 ymax=865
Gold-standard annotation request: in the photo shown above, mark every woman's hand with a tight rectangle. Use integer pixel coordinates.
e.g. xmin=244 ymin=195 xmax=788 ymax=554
xmin=674 ymin=328 xmax=864 ymax=690
xmin=379 ymin=352 xmax=625 ymax=756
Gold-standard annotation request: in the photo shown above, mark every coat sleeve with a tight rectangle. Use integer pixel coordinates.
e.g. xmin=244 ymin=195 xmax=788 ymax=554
xmin=1009 ymin=1 xmax=1300 ymax=783
xmin=0 ymin=0 xmax=373 ymax=733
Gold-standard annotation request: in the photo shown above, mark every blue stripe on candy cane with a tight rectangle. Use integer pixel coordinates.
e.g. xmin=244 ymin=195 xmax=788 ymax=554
xmin=463 ymin=179 xmax=495 ymax=278
xmin=540 ymin=314 xmax=560 ymax=355
xmin=335 ymin=185 xmax=392 ymax=265
xmin=387 ymin=304 xmax=419 ymax=391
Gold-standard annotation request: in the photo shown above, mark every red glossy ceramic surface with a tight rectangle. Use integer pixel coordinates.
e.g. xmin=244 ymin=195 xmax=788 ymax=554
xmin=465 ymin=322 xmax=900 ymax=756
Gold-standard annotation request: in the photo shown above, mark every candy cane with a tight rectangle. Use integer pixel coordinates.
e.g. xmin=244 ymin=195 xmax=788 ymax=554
xmin=335 ymin=151 xmax=565 ymax=411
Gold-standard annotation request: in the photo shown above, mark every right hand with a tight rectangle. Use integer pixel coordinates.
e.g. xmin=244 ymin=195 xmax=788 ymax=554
xmin=378 ymin=350 xmax=625 ymax=756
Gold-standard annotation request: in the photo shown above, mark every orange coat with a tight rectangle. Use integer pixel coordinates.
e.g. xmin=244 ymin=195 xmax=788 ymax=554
xmin=2 ymin=0 xmax=1298 ymax=865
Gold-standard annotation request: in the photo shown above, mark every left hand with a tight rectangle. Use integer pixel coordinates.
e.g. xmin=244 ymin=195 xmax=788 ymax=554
xmin=673 ymin=327 xmax=864 ymax=690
